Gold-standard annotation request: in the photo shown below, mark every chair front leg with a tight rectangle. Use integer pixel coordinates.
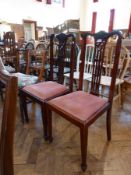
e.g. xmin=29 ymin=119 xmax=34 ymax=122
xmin=19 ymin=94 xmax=25 ymax=123
xmin=0 ymin=88 xmax=4 ymax=101
xmin=46 ymin=106 xmax=53 ymax=143
xmin=106 ymin=107 xmax=112 ymax=141
xmin=19 ymin=91 xmax=29 ymax=123
xmin=41 ymin=103 xmax=48 ymax=140
xmin=80 ymin=125 xmax=88 ymax=171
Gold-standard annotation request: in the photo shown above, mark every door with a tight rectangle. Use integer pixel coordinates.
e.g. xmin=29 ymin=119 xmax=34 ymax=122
xmin=23 ymin=20 xmax=38 ymax=41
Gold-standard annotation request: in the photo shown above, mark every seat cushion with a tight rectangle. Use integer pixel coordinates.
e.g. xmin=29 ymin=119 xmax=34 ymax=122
xmin=64 ymin=71 xmax=92 ymax=80
xmin=124 ymin=76 xmax=131 ymax=85
xmin=48 ymin=91 xmax=108 ymax=124
xmin=22 ymin=81 xmax=68 ymax=101
xmin=86 ymin=76 xmax=124 ymax=86
xmin=12 ymin=72 xmax=38 ymax=87
xmin=5 ymin=65 xmax=15 ymax=73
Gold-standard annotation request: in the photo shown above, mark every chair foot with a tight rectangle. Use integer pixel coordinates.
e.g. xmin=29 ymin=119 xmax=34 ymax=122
xmin=49 ymin=137 xmax=53 ymax=143
xmin=44 ymin=134 xmax=49 ymax=141
xmin=25 ymin=118 xmax=29 ymax=123
xmin=81 ymin=163 xmax=87 ymax=171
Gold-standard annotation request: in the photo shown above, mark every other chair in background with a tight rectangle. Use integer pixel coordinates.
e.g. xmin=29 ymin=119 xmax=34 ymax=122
xmin=2 ymin=31 xmax=19 ymax=72
xmin=85 ymin=44 xmax=131 ymax=105
xmin=25 ymin=48 xmax=46 ymax=81
xmin=64 ymin=43 xmax=94 ymax=90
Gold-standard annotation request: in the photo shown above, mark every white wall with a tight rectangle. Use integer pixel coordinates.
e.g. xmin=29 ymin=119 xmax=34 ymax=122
xmin=0 ymin=0 xmax=80 ymax=27
xmin=0 ymin=0 xmax=130 ymax=32
xmin=80 ymin=0 xmax=131 ymax=32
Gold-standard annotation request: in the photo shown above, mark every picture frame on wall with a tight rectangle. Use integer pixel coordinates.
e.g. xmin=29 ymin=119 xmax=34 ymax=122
xmin=46 ymin=0 xmax=64 ymax=7
xmin=53 ymin=0 xmax=61 ymax=3
xmin=53 ymin=0 xmax=64 ymax=7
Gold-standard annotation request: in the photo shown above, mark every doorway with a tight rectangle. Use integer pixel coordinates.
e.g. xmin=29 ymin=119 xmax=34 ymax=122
xmin=23 ymin=20 xmax=38 ymax=41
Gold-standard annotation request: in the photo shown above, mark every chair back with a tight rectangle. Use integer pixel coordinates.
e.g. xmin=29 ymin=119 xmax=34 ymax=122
xmin=49 ymin=33 xmax=76 ymax=92
xmin=119 ymin=46 xmax=131 ymax=79
xmin=26 ymin=47 xmax=46 ymax=81
xmin=24 ymin=41 xmax=35 ymax=51
xmin=76 ymin=44 xmax=94 ymax=73
xmin=3 ymin=31 xmax=17 ymax=57
xmin=0 ymin=71 xmax=18 ymax=175
xmin=2 ymin=31 xmax=19 ymax=72
xmin=103 ymin=43 xmax=130 ymax=77
xmin=79 ymin=31 xmax=122 ymax=103
xmin=0 ymin=56 xmax=6 ymax=71
xmin=36 ymin=43 xmax=47 ymax=54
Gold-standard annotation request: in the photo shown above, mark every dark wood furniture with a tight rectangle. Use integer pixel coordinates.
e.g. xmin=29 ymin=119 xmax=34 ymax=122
xmin=2 ymin=31 xmax=19 ymax=72
xmin=19 ymin=33 xmax=76 ymax=139
xmin=0 ymin=71 xmax=18 ymax=175
xmin=25 ymin=49 xmax=46 ymax=81
xmin=46 ymin=31 xmax=122 ymax=171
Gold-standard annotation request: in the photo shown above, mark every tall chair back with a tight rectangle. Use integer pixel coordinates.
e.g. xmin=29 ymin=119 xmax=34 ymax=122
xmin=49 ymin=33 xmax=76 ymax=91
xmin=3 ymin=32 xmax=16 ymax=56
xmin=0 ymin=71 xmax=18 ymax=175
xmin=2 ymin=31 xmax=19 ymax=72
xmin=76 ymin=44 xmax=94 ymax=73
xmin=79 ymin=31 xmax=122 ymax=102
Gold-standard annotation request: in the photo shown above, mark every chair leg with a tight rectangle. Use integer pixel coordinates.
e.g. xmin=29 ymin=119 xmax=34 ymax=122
xmin=106 ymin=108 xmax=112 ymax=141
xmin=0 ymin=89 xmax=4 ymax=101
xmin=19 ymin=92 xmax=29 ymax=123
xmin=47 ymin=107 xmax=53 ymax=143
xmin=121 ymin=82 xmax=127 ymax=105
xmin=0 ymin=84 xmax=4 ymax=101
xmin=19 ymin=95 xmax=25 ymax=123
xmin=80 ymin=126 xmax=88 ymax=171
xmin=41 ymin=103 xmax=48 ymax=140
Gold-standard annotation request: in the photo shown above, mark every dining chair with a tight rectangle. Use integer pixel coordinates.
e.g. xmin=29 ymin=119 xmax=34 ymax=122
xmin=122 ymin=75 xmax=131 ymax=102
xmin=47 ymin=35 xmax=79 ymax=83
xmin=19 ymin=33 xmax=76 ymax=139
xmin=121 ymin=47 xmax=131 ymax=103
xmin=0 ymin=71 xmax=18 ymax=175
xmin=0 ymin=53 xmax=45 ymax=110
xmin=46 ymin=31 xmax=122 ymax=171
xmin=0 ymin=56 xmax=39 ymax=89
xmin=64 ymin=43 xmax=94 ymax=91
xmin=2 ymin=31 xmax=19 ymax=72
xmin=25 ymin=49 xmax=46 ymax=81
xmin=85 ymin=44 xmax=131 ymax=105
xmin=24 ymin=41 xmax=35 ymax=51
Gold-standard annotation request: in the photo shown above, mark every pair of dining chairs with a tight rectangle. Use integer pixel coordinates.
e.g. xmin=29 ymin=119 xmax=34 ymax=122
xmin=19 ymin=31 xmax=122 ymax=171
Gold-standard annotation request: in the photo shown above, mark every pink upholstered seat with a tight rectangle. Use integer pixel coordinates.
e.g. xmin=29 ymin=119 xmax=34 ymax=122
xmin=23 ymin=81 xmax=68 ymax=101
xmin=48 ymin=91 xmax=107 ymax=124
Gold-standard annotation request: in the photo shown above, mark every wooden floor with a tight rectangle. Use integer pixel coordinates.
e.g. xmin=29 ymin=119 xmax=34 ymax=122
xmin=1 ymin=91 xmax=131 ymax=175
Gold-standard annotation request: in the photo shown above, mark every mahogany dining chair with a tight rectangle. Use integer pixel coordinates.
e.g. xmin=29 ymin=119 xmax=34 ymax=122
xmin=19 ymin=33 xmax=77 ymax=140
xmin=46 ymin=31 xmax=122 ymax=171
